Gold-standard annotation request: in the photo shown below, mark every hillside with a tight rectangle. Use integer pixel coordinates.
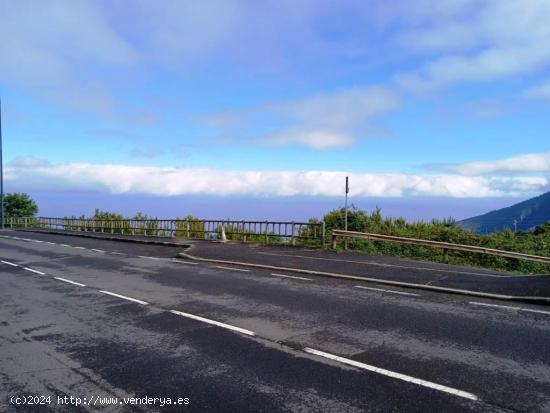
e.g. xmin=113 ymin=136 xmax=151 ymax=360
xmin=459 ymin=191 xmax=550 ymax=233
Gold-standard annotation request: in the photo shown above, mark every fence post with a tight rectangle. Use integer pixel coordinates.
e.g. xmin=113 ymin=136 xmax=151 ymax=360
xmin=443 ymin=248 xmax=449 ymax=264
xmin=331 ymin=232 xmax=338 ymax=249
xmin=265 ymin=221 xmax=269 ymax=244
xmin=322 ymin=221 xmax=326 ymax=248
xmin=291 ymin=222 xmax=295 ymax=246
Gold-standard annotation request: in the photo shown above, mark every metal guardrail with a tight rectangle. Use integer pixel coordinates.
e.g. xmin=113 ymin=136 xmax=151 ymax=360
xmin=331 ymin=229 xmax=550 ymax=264
xmin=3 ymin=217 xmax=325 ymax=246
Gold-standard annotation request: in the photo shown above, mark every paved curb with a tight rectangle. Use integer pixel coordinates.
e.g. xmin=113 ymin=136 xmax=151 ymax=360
xmin=14 ymin=229 xmax=192 ymax=248
xmin=177 ymin=250 xmax=550 ymax=305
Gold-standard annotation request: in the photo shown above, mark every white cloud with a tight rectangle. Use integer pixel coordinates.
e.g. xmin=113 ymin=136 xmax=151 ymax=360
xmin=522 ymin=81 xmax=550 ymax=100
xmin=205 ymin=86 xmax=400 ymax=149
xmin=394 ymin=0 xmax=550 ymax=91
xmin=425 ymin=152 xmax=550 ymax=176
xmin=6 ymin=157 xmax=547 ymax=198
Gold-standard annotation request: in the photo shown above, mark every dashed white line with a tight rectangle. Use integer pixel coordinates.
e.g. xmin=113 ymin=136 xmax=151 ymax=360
xmin=73 ymin=246 xmax=86 ymax=250
xmin=470 ymin=301 xmax=550 ymax=315
xmin=33 ymin=240 xmax=44 ymax=243
xmin=45 ymin=241 xmax=56 ymax=245
xmin=1 ymin=260 xmax=19 ymax=267
xmin=54 ymin=277 xmax=86 ymax=287
xmin=91 ymin=249 xmax=105 ymax=253
xmin=303 ymin=348 xmax=478 ymax=401
xmin=271 ymin=273 xmax=312 ymax=281
xmin=111 ymin=252 xmax=126 ymax=255
xmin=99 ymin=290 xmax=149 ymax=305
xmin=355 ymin=285 xmax=420 ymax=297
xmin=22 ymin=267 xmax=46 ymax=276
xmin=138 ymin=255 xmax=162 ymax=260
xmin=214 ymin=265 xmax=250 ymax=272
xmin=59 ymin=244 xmax=71 ymax=247
xmin=170 ymin=309 xmax=255 ymax=336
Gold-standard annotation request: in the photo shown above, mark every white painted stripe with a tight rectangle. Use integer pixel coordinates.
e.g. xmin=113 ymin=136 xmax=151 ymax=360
xmin=20 ymin=238 xmax=34 ymax=241
xmin=355 ymin=285 xmax=420 ymax=297
xmin=171 ymin=259 xmax=197 ymax=265
xmin=214 ymin=265 xmax=250 ymax=272
xmin=138 ymin=255 xmax=162 ymax=260
xmin=1 ymin=260 xmax=19 ymax=267
xmin=170 ymin=310 xmax=255 ymax=336
xmin=111 ymin=252 xmax=126 ymax=255
xmin=470 ymin=301 xmax=550 ymax=316
xmin=22 ymin=267 xmax=46 ymax=275
xmin=59 ymin=244 xmax=71 ymax=247
xmin=33 ymin=240 xmax=44 ymax=243
xmin=45 ymin=241 xmax=56 ymax=245
xmin=303 ymin=348 xmax=478 ymax=401
xmin=99 ymin=290 xmax=149 ymax=305
xmin=54 ymin=277 xmax=86 ymax=287
xmin=271 ymin=273 xmax=312 ymax=281
xmin=91 ymin=249 xmax=105 ymax=253
xmin=73 ymin=246 xmax=86 ymax=249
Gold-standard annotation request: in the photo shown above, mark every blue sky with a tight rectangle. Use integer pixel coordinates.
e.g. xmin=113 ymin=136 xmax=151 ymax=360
xmin=1 ymin=0 xmax=549 ymax=220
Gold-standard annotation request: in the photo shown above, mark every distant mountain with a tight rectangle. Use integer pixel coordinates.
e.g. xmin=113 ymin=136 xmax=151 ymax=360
xmin=459 ymin=191 xmax=550 ymax=233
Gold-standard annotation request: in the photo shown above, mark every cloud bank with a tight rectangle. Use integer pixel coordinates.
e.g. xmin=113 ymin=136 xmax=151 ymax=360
xmin=6 ymin=156 xmax=548 ymax=198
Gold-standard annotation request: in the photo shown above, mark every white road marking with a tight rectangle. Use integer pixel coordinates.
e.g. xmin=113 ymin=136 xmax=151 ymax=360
xmin=1 ymin=260 xmax=19 ymax=267
xmin=45 ymin=241 xmax=56 ymax=245
xmin=303 ymin=348 xmax=478 ymax=401
xmin=99 ymin=290 xmax=149 ymax=305
xmin=111 ymin=252 xmax=126 ymax=255
xmin=54 ymin=277 xmax=86 ymax=287
xmin=469 ymin=301 xmax=550 ymax=316
xmin=91 ymin=249 xmax=105 ymax=253
xmin=170 ymin=310 xmax=255 ymax=336
xmin=258 ymin=252 xmax=512 ymax=277
xmin=271 ymin=273 xmax=312 ymax=281
xmin=73 ymin=246 xmax=86 ymax=249
xmin=171 ymin=259 xmax=197 ymax=265
xmin=355 ymin=285 xmax=420 ymax=297
xmin=138 ymin=255 xmax=162 ymax=260
xmin=59 ymin=244 xmax=71 ymax=247
xmin=214 ymin=265 xmax=250 ymax=272
xmin=33 ymin=240 xmax=44 ymax=243
xmin=22 ymin=267 xmax=46 ymax=275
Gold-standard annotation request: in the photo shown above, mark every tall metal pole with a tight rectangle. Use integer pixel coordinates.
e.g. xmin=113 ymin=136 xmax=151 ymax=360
xmin=344 ymin=176 xmax=348 ymax=250
xmin=0 ymin=98 xmax=4 ymax=230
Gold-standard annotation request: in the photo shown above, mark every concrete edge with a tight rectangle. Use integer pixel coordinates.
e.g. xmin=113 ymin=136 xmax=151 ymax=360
xmin=177 ymin=251 xmax=550 ymax=305
xmin=14 ymin=228 xmax=192 ymax=248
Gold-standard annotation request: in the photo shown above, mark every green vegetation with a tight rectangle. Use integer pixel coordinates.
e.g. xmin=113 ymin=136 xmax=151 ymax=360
xmin=3 ymin=193 xmax=38 ymax=218
xmin=321 ymin=205 xmax=550 ymax=274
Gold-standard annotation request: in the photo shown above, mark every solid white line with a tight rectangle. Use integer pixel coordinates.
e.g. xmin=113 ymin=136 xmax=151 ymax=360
xmin=470 ymin=301 xmax=550 ymax=315
xmin=214 ymin=265 xmax=250 ymax=272
xmin=91 ymin=249 xmax=105 ymax=253
xmin=303 ymin=348 xmax=478 ymax=401
xmin=355 ymin=285 xmax=420 ymax=297
xmin=33 ymin=240 xmax=44 ymax=243
xmin=111 ymin=252 xmax=126 ymax=255
xmin=22 ymin=267 xmax=46 ymax=275
xmin=20 ymin=238 xmax=34 ymax=242
xmin=99 ymin=290 xmax=149 ymax=305
xmin=59 ymin=244 xmax=71 ymax=247
xmin=73 ymin=246 xmax=86 ymax=249
xmin=258 ymin=252 xmax=510 ymax=277
xmin=45 ymin=241 xmax=56 ymax=245
xmin=271 ymin=273 xmax=312 ymax=281
xmin=138 ymin=255 xmax=162 ymax=260
xmin=170 ymin=310 xmax=255 ymax=336
xmin=1 ymin=260 xmax=19 ymax=267
xmin=54 ymin=277 xmax=86 ymax=287
xmin=171 ymin=259 xmax=197 ymax=265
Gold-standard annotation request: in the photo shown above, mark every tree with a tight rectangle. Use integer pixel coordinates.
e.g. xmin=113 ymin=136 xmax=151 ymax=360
xmin=3 ymin=193 xmax=38 ymax=218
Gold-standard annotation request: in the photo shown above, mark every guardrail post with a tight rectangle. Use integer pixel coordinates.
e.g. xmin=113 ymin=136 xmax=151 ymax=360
xmin=331 ymin=232 xmax=337 ymax=249
xmin=265 ymin=221 xmax=269 ymax=244
xmin=291 ymin=222 xmax=295 ymax=246
xmin=321 ymin=221 xmax=326 ymax=248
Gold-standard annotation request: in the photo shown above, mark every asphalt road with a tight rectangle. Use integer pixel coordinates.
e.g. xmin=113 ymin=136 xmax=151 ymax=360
xmin=1 ymin=231 xmax=550 ymax=412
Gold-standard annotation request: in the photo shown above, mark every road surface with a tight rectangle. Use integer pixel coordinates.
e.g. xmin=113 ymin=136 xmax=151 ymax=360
xmin=1 ymin=231 xmax=549 ymax=412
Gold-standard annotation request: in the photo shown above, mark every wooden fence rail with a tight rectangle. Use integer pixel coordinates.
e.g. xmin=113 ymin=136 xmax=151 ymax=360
xmin=331 ymin=229 xmax=550 ymax=264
